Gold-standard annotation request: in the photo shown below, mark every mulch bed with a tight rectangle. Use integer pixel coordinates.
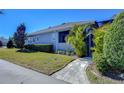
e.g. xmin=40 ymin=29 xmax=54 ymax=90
xmin=87 ymin=63 xmax=124 ymax=84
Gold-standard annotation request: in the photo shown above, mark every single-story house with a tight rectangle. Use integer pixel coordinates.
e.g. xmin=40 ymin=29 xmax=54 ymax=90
xmin=0 ymin=37 xmax=8 ymax=46
xmin=25 ymin=19 xmax=113 ymax=57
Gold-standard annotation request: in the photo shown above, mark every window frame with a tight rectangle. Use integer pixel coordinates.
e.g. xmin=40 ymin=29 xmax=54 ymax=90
xmin=58 ymin=30 xmax=69 ymax=43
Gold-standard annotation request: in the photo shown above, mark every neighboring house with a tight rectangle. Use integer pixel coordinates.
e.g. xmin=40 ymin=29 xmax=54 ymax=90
xmin=26 ymin=19 xmax=113 ymax=57
xmin=0 ymin=37 xmax=8 ymax=46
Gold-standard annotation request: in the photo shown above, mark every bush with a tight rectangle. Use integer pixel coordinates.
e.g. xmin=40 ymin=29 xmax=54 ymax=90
xmin=93 ymin=23 xmax=110 ymax=73
xmin=56 ymin=50 xmax=75 ymax=56
xmin=93 ymin=53 xmax=109 ymax=73
xmin=24 ymin=44 xmax=53 ymax=53
xmin=0 ymin=41 xmax=2 ymax=47
xmin=7 ymin=40 xmax=14 ymax=48
xmin=93 ymin=30 xmax=105 ymax=53
xmin=103 ymin=11 xmax=124 ymax=72
xmin=93 ymin=24 xmax=110 ymax=54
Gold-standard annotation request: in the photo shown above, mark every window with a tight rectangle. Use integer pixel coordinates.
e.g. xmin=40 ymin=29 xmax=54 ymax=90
xmin=59 ymin=31 xmax=69 ymax=43
xmin=33 ymin=38 xmax=35 ymax=42
xmin=33 ymin=37 xmax=36 ymax=42
xmin=37 ymin=37 xmax=39 ymax=41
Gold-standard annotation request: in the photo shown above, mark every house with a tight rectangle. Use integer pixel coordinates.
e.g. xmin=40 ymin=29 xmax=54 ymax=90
xmin=25 ymin=19 xmax=113 ymax=57
xmin=0 ymin=37 xmax=8 ymax=46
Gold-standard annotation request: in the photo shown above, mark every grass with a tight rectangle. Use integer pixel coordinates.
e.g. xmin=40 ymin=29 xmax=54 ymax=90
xmin=0 ymin=48 xmax=74 ymax=75
xmin=86 ymin=64 xmax=122 ymax=84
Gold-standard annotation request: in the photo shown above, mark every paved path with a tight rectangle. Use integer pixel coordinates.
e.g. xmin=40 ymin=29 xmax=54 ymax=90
xmin=52 ymin=58 xmax=92 ymax=84
xmin=0 ymin=59 xmax=67 ymax=84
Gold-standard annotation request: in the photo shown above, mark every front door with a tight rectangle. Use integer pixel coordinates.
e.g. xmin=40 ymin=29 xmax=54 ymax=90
xmin=85 ymin=34 xmax=93 ymax=57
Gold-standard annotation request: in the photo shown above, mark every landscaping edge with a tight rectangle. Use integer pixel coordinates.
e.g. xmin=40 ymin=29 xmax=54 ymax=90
xmin=0 ymin=58 xmax=74 ymax=76
xmin=86 ymin=64 xmax=123 ymax=84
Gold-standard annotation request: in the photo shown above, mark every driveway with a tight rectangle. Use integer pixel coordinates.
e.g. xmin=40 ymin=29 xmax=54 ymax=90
xmin=52 ymin=58 xmax=92 ymax=84
xmin=0 ymin=59 xmax=67 ymax=84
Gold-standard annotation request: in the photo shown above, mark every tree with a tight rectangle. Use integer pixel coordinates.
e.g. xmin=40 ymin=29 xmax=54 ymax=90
xmin=0 ymin=41 xmax=2 ymax=47
xmin=66 ymin=24 xmax=89 ymax=57
xmin=103 ymin=11 xmax=124 ymax=72
xmin=7 ymin=40 xmax=14 ymax=48
xmin=13 ymin=23 xmax=26 ymax=50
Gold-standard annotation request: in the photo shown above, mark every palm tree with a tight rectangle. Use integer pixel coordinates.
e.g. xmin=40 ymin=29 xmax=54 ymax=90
xmin=66 ymin=24 xmax=89 ymax=57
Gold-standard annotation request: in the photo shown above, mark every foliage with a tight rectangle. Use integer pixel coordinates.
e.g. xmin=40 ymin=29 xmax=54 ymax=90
xmin=93 ymin=27 xmax=106 ymax=53
xmin=66 ymin=24 xmax=89 ymax=57
xmin=93 ymin=53 xmax=109 ymax=73
xmin=0 ymin=41 xmax=2 ymax=47
xmin=7 ymin=40 xmax=14 ymax=48
xmin=56 ymin=50 xmax=75 ymax=56
xmin=13 ymin=23 xmax=26 ymax=49
xmin=24 ymin=44 xmax=53 ymax=53
xmin=103 ymin=11 xmax=124 ymax=72
xmin=93 ymin=23 xmax=111 ymax=73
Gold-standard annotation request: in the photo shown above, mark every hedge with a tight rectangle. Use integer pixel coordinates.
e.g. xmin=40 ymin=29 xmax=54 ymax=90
xmin=92 ymin=23 xmax=111 ymax=73
xmin=0 ymin=41 xmax=2 ymax=47
xmin=24 ymin=44 xmax=53 ymax=53
xmin=7 ymin=40 xmax=14 ymax=48
xmin=103 ymin=11 xmax=124 ymax=72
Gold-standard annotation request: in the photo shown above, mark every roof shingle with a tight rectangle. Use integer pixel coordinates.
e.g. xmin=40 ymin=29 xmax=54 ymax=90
xmin=28 ymin=20 xmax=95 ymax=36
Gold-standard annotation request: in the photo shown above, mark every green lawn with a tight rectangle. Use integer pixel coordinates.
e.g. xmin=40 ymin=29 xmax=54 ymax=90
xmin=0 ymin=48 xmax=74 ymax=75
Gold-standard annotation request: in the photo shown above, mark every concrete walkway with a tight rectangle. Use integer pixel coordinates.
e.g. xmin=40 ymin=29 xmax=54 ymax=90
xmin=52 ymin=58 xmax=92 ymax=84
xmin=0 ymin=59 xmax=67 ymax=84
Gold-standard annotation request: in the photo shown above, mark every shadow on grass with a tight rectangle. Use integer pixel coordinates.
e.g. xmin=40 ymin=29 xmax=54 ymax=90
xmin=16 ymin=49 xmax=38 ymax=53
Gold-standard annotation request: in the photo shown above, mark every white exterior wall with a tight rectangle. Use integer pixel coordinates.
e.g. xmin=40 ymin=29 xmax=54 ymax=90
xmin=25 ymin=31 xmax=73 ymax=51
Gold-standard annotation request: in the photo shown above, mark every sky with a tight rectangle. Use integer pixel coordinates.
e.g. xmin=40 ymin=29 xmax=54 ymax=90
xmin=0 ymin=9 xmax=123 ymax=38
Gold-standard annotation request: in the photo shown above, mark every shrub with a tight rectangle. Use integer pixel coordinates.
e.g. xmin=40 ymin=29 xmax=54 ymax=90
xmin=93 ymin=24 xmax=110 ymax=54
xmin=93 ymin=30 xmax=105 ymax=53
xmin=103 ymin=11 xmax=124 ymax=72
xmin=24 ymin=44 xmax=53 ymax=53
xmin=7 ymin=40 xmax=14 ymax=48
xmin=56 ymin=50 xmax=66 ymax=55
xmin=93 ymin=52 xmax=109 ymax=73
xmin=56 ymin=50 xmax=75 ymax=56
xmin=93 ymin=23 xmax=110 ymax=73
xmin=0 ymin=41 xmax=2 ymax=47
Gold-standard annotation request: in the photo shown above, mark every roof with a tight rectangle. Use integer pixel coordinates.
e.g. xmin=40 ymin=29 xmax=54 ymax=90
xmin=28 ymin=20 xmax=95 ymax=36
xmin=97 ymin=19 xmax=113 ymax=23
